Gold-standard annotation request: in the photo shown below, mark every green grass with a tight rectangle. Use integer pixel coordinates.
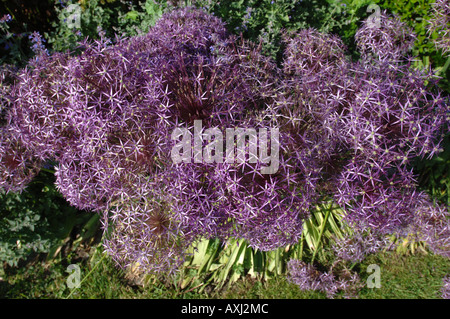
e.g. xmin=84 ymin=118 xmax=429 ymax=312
xmin=1 ymin=244 xmax=448 ymax=299
xmin=358 ymin=252 xmax=450 ymax=299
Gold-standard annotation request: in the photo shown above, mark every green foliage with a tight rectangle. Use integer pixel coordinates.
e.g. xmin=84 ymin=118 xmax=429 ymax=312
xmin=45 ymin=0 xmax=166 ymax=52
xmin=46 ymin=0 xmax=109 ymax=52
xmin=0 ymin=171 xmax=94 ymax=267
xmin=0 ymin=195 xmax=51 ymax=267
xmin=298 ymin=202 xmax=346 ymax=263
xmin=390 ymin=233 xmax=429 ymax=256
xmin=145 ymin=237 xmax=290 ymax=292
xmin=415 ymin=134 xmax=450 ymax=207
xmin=0 ymin=0 xmax=56 ymax=66
xmin=116 ymin=0 xmax=165 ymax=36
xmin=326 ymin=0 xmax=375 ymax=57
xmin=0 ymin=18 xmax=32 ymax=66
xmin=358 ymin=251 xmax=450 ymax=299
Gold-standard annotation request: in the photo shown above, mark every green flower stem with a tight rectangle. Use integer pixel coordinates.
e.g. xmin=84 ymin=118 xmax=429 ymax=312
xmin=66 ymin=252 xmax=107 ymax=299
xmin=440 ymin=55 xmax=450 ymax=75
xmin=40 ymin=167 xmax=56 ymax=174
xmin=310 ymin=203 xmax=332 ymax=265
xmin=298 ymin=231 xmax=304 ymax=260
xmin=349 ymin=261 xmax=358 ymax=270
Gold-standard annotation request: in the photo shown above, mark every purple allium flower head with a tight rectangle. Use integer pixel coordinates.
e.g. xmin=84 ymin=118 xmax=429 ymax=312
xmin=410 ymin=194 xmax=450 ymax=258
xmin=287 ymin=259 xmax=362 ymax=298
xmin=102 ymin=186 xmax=192 ymax=274
xmin=278 ymin=20 xmax=447 ymax=235
xmin=0 ymin=66 xmax=41 ymax=193
xmin=0 ymin=127 xmax=41 ymax=193
xmin=332 ymin=230 xmax=390 ymax=263
xmin=287 ymin=260 xmax=324 ymax=291
xmin=356 ymin=11 xmax=416 ymax=63
xmin=283 ymin=29 xmax=347 ymax=78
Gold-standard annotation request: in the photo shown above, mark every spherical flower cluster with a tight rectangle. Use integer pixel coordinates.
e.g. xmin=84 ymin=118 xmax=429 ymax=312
xmin=287 ymin=259 xmax=362 ymax=298
xmin=283 ymin=28 xmax=347 ymax=78
xmin=355 ymin=10 xmax=416 ymax=63
xmin=101 ymin=183 xmax=190 ymax=274
xmin=410 ymin=194 xmax=450 ymax=258
xmin=276 ymin=16 xmax=448 ymax=233
xmin=332 ymin=231 xmax=391 ymax=263
xmin=1 ymin=65 xmax=42 ymax=192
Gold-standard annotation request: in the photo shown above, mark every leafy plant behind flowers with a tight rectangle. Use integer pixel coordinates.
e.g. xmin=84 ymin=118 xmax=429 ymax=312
xmin=46 ymin=0 xmax=167 ymax=53
xmin=0 ymin=170 xmax=93 ymax=267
